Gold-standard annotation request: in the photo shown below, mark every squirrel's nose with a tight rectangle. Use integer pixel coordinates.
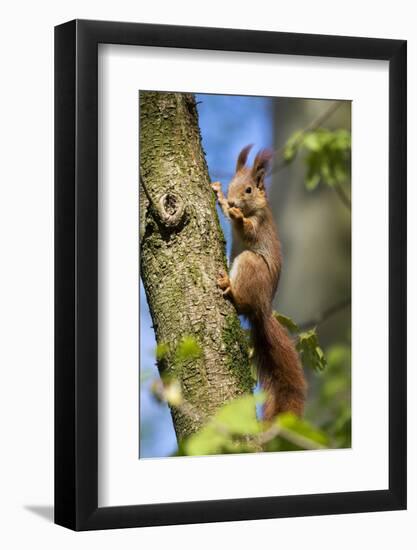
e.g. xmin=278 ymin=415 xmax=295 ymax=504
xmin=228 ymin=200 xmax=235 ymax=207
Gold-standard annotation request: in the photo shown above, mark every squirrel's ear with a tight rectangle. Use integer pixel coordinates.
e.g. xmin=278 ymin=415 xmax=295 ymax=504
xmin=236 ymin=144 xmax=253 ymax=172
xmin=252 ymin=149 xmax=274 ymax=189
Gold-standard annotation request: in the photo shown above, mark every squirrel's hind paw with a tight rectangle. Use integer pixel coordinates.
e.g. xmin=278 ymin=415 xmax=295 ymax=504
xmin=217 ymin=269 xmax=231 ymax=292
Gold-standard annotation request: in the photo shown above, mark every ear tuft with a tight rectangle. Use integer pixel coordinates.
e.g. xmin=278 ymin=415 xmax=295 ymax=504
xmin=252 ymin=149 xmax=274 ymax=188
xmin=236 ymin=144 xmax=253 ymax=172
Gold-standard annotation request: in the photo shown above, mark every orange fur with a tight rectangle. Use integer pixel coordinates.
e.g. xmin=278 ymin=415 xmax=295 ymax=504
xmin=212 ymin=145 xmax=307 ymax=420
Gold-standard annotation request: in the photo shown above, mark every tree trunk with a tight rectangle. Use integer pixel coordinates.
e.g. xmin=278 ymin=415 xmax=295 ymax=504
xmin=139 ymin=91 xmax=252 ymax=442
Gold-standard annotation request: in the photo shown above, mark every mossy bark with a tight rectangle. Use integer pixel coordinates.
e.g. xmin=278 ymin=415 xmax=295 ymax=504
xmin=140 ymin=91 xmax=252 ymax=441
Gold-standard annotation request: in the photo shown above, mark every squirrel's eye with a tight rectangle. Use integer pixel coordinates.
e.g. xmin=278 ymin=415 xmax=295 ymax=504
xmin=245 ymin=187 xmax=252 ymax=194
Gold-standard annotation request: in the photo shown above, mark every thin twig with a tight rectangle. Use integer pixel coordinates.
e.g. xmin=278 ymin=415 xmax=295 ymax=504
xmin=297 ymin=298 xmax=351 ymax=332
xmin=254 ymin=423 xmax=326 ymax=451
xmin=333 ymin=181 xmax=352 ymax=211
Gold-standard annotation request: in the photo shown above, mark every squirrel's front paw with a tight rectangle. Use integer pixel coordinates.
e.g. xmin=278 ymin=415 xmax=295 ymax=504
xmin=228 ymin=207 xmax=244 ymax=220
xmin=217 ymin=269 xmax=231 ymax=292
xmin=211 ymin=181 xmax=221 ymax=195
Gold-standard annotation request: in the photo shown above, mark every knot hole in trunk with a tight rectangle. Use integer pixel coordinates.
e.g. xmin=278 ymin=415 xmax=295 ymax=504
xmin=157 ymin=193 xmax=186 ymax=228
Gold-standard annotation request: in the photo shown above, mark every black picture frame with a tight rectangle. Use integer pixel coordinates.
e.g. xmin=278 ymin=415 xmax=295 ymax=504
xmin=55 ymin=19 xmax=407 ymax=531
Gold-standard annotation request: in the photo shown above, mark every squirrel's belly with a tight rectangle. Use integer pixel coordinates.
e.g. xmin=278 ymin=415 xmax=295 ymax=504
xmin=230 ymin=250 xmax=257 ymax=283
xmin=229 ymin=254 xmax=242 ymax=283
xmin=230 ymin=226 xmax=247 ymax=284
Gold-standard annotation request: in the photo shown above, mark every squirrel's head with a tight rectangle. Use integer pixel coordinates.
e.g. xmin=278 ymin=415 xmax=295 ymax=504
xmin=226 ymin=145 xmax=274 ymax=216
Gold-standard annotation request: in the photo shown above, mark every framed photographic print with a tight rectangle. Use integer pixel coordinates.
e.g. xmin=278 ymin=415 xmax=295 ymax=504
xmin=55 ymin=19 xmax=407 ymax=530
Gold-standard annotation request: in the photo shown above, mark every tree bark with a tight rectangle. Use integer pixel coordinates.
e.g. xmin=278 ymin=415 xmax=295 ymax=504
xmin=140 ymin=91 xmax=252 ymax=442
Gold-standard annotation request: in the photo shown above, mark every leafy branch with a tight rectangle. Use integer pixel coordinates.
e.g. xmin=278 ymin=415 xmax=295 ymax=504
xmin=152 ymin=382 xmax=329 ymax=455
xmin=273 ymin=101 xmax=343 ymax=173
xmin=149 ymin=335 xmax=330 ymax=455
xmin=283 ymin=127 xmax=351 ymax=210
xmin=275 ymin=312 xmax=327 ymax=372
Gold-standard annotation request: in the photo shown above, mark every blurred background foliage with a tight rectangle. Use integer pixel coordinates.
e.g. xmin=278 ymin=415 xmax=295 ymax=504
xmin=140 ymin=94 xmax=351 ymax=458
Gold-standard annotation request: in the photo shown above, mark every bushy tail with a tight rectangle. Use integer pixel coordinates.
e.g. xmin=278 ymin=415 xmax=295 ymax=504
xmin=251 ymin=314 xmax=307 ymax=420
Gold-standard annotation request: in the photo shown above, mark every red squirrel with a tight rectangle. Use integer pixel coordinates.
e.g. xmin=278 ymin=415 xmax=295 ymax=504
xmin=212 ymin=144 xmax=307 ymax=420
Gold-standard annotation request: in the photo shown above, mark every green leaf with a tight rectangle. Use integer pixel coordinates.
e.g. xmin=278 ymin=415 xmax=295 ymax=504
xmin=175 ymin=335 xmax=202 ymax=362
xmin=184 ymin=423 xmax=228 ymax=456
xmin=306 ymin=172 xmax=320 ymax=190
xmin=334 ymin=163 xmax=347 ymax=183
xmin=305 ymin=153 xmax=321 ymax=190
xmin=181 ymin=393 xmax=333 ymax=456
xmin=303 ymin=132 xmax=321 ymax=151
xmin=182 ymin=394 xmax=264 ymax=455
xmin=215 ymin=394 xmax=262 ymax=435
xmin=297 ymin=329 xmax=327 ymax=371
xmin=332 ymin=129 xmax=351 ymax=150
xmin=283 ymin=130 xmax=303 ymax=162
xmin=283 ymin=145 xmax=296 ymax=163
xmin=276 ymin=412 xmax=329 ymax=447
xmin=155 ymin=342 xmax=169 ymax=361
xmin=274 ymin=312 xmax=300 ymax=333
xmin=286 ymin=128 xmax=351 ymax=191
